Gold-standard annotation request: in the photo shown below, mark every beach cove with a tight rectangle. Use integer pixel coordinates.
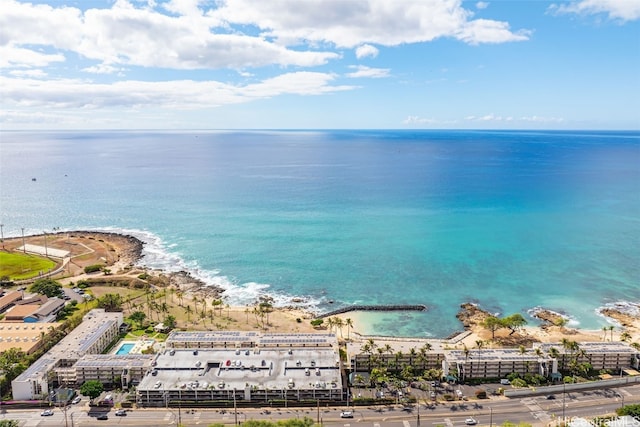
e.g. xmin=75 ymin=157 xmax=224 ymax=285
xmin=2 ymin=231 xmax=638 ymax=349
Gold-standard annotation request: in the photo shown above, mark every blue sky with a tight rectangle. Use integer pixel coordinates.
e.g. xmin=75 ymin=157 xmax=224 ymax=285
xmin=1 ymin=0 xmax=639 ymax=130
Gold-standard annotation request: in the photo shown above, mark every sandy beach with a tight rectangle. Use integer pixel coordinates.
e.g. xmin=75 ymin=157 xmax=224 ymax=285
xmin=4 ymin=230 xmax=639 ymax=349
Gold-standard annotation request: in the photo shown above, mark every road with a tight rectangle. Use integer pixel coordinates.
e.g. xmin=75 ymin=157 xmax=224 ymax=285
xmin=3 ymin=384 xmax=639 ymax=427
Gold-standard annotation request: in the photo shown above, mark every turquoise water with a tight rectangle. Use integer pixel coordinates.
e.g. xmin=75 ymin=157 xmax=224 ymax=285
xmin=116 ymin=343 xmax=135 ymax=355
xmin=1 ymin=130 xmax=638 ymax=337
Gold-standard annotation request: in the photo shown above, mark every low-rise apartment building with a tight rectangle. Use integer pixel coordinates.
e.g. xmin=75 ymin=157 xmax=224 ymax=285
xmin=11 ymin=309 xmax=123 ymax=400
xmin=136 ymin=331 xmax=343 ymax=406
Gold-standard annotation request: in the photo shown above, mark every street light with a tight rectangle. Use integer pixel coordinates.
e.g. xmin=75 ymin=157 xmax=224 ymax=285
xmin=21 ymin=228 xmax=26 ymax=254
xmin=489 ymin=406 xmax=492 ymax=427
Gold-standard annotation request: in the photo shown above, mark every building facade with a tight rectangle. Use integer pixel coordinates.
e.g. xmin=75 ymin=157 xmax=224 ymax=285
xmin=11 ymin=309 xmax=123 ymax=400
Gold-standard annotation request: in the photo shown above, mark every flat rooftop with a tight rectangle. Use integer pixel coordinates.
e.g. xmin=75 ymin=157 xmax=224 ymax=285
xmin=138 ymin=346 xmax=342 ymax=392
xmin=0 ymin=322 xmax=59 ymax=353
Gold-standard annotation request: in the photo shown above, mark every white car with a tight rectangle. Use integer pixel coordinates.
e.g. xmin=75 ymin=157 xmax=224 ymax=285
xmin=465 ymin=418 xmax=478 ymax=425
xmin=72 ymin=396 xmax=81 ymax=404
xmin=41 ymin=409 xmax=54 ymax=416
xmin=340 ymin=411 xmax=354 ymax=418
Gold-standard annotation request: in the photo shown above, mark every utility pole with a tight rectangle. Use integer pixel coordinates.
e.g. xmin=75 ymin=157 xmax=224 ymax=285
xmin=21 ymin=227 xmax=26 ymax=253
xmin=562 ymin=382 xmax=566 ymax=424
xmin=233 ymin=389 xmax=238 ymax=426
xmin=0 ymin=223 xmax=4 ymax=249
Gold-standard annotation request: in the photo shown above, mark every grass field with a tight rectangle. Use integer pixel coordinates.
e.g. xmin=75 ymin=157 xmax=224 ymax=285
xmin=0 ymin=252 xmax=57 ymax=280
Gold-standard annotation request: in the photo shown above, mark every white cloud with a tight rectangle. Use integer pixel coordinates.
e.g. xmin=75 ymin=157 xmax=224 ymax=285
xmin=0 ymin=45 xmax=66 ymax=68
xmin=82 ymin=64 xmax=127 ymax=75
xmin=403 ymin=115 xmax=438 ymax=125
xmin=0 ymin=72 xmax=354 ymax=110
xmin=548 ymin=0 xmax=640 ymax=22
xmin=457 ymin=19 xmax=531 ymax=45
xmin=346 ymin=65 xmax=390 ymax=78
xmin=355 ymin=44 xmax=379 ymax=59
xmin=0 ymin=0 xmax=339 ymax=71
xmin=465 ymin=114 xmax=563 ymax=123
xmin=476 ymin=2 xmax=489 ymax=10
xmin=520 ymin=115 xmax=565 ymax=123
xmin=210 ymin=0 xmax=530 ymax=47
xmin=1 ymin=0 xmax=529 ymax=74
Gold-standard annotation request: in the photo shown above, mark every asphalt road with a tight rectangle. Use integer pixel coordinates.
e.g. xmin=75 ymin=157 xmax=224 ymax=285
xmin=4 ymin=384 xmax=639 ymax=427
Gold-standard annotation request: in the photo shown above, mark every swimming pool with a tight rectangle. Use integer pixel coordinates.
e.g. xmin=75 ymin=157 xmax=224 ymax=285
xmin=115 ymin=343 xmax=135 ymax=355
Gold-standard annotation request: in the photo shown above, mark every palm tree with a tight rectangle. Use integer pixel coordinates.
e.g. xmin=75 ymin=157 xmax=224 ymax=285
xmin=602 ymin=326 xmax=609 ymax=341
xmin=326 ymin=317 xmax=335 ymax=334
xmin=333 ymin=317 xmax=344 ymax=337
xmin=360 ymin=342 xmax=372 ymax=355
xmin=200 ymin=309 xmax=207 ymax=327
xmin=475 ymin=340 xmax=485 ymax=357
xmin=608 ymin=325 xmax=615 ymax=342
xmin=176 ymin=291 xmax=184 ymax=306
xmin=630 ymin=342 xmax=640 ymax=351
xmin=345 ymin=318 xmax=354 ymax=340
xmin=620 ymin=331 xmax=631 ymax=342
xmin=185 ymin=305 xmax=193 ymax=323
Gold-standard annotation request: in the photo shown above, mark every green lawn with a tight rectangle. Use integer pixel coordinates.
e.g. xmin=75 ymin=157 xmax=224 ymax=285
xmin=0 ymin=252 xmax=57 ymax=280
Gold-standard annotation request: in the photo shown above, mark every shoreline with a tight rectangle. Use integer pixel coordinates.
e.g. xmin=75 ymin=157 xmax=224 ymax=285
xmin=3 ymin=230 xmax=639 ymax=346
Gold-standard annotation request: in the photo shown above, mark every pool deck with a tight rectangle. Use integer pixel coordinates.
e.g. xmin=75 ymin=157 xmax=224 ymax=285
xmin=113 ymin=339 xmax=155 ymax=355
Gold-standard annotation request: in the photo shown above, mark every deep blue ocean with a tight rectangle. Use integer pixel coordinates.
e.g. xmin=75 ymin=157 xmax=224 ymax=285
xmin=1 ymin=130 xmax=639 ymax=337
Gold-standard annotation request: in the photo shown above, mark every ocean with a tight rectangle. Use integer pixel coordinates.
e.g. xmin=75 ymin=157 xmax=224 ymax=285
xmin=1 ymin=130 xmax=638 ymax=337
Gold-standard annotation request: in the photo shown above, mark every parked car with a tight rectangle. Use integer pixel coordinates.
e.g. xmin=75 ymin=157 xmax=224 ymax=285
xmin=546 ymin=394 xmax=556 ymax=400
xmin=500 ymin=378 xmax=511 ymax=385
xmin=41 ymin=409 xmax=54 ymax=416
xmin=72 ymin=396 xmax=81 ymax=404
xmin=340 ymin=411 xmax=354 ymax=418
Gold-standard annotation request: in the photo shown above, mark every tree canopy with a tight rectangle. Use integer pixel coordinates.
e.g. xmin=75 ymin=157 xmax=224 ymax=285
xmin=80 ymin=380 xmax=104 ymax=400
xmin=0 ymin=348 xmax=27 ymax=397
xmin=618 ymin=403 xmax=640 ymax=418
xmin=29 ymin=278 xmax=63 ymax=298
xmin=129 ymin=311 xmax=146 ymax=329
xmin=482 ymin=313 xmax=529 ymax=340
xmin=96 ymin=293 xmax=123 ymax=312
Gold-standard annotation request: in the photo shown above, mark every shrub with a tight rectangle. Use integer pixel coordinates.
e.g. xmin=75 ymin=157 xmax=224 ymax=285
xmin=475 ymin=389 xmax=487 ymax=399
xmin=84 ymin=264 xmax=104 ymax=274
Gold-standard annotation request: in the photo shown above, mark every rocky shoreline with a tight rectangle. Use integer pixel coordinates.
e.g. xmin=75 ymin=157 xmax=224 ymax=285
xmin=19 ymin=230 xmax=638 ymax=343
